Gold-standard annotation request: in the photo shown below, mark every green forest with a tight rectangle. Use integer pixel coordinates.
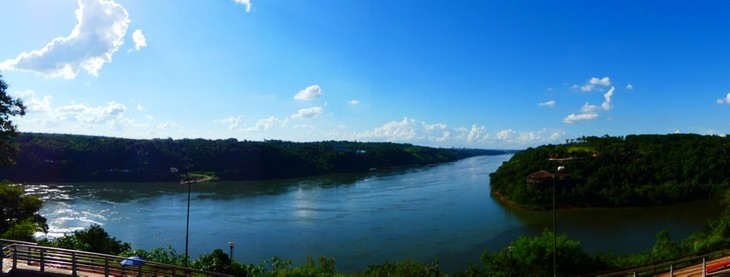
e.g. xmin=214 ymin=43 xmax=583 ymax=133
xmin=490 ymin=134 xmax=730 ymax=209
xmin=0 ymin=133 xmax=510 ymax=182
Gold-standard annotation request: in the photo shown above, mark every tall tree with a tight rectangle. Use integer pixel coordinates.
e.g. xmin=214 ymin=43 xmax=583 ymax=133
xmin=0 ymin=74 xmax=26 ymax=167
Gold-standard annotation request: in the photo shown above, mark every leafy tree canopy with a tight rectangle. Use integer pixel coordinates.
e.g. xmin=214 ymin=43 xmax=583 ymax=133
xmin=490 ymin=134 xmax=730 ymax=209
xmin=0 ymin=74 xmax=26 ymax=167
xmin=0 ymin=183 xmax=47 ymax=240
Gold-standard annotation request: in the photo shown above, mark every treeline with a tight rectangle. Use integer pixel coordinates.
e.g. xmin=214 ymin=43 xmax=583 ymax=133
xmin=490 ymin=134 xmax=730 ymax=209
xmin=0 ymin=133 xmax=510 ymax=182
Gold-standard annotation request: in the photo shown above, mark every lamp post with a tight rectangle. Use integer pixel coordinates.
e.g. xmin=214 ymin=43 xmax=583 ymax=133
xmin=171 ymin=167 xmax=191 ymax=267
xmin=553 ymin=165 xmax=565 ymax=277
xmin=228 ymin=241 xmax=236 ymax=264
xmin=508 ymin=243 xmax=513 ymax=276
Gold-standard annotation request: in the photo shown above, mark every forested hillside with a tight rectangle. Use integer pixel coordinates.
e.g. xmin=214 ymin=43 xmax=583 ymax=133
xmin=0 ymin=133 xmax=509 ymax=182
xmin=490 ymin=134 xmax=730 ymax=209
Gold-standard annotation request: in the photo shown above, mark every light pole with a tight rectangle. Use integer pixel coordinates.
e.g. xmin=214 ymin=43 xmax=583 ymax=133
xmin=553 ymin=165 xmax=565 ymax=277
xmin=508 ymin=243 xmax=513 ymax=276
xmin=228 ymin=241 xmax=236 ymax=264
xmin=171 ymin=167 xmax=191 ymax=267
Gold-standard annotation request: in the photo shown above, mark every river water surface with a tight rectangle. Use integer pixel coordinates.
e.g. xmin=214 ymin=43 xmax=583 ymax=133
xmin=26 ymin=155 xmax=723 ymax=272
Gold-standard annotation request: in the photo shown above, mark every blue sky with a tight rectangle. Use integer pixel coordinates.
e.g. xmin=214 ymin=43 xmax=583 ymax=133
xmin=1 ymin=0 xmax=730 ymax=149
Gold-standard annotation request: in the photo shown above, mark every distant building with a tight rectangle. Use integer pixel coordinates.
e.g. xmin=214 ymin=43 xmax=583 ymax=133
xmin=526 ymin=170 xmax=569 ymax=190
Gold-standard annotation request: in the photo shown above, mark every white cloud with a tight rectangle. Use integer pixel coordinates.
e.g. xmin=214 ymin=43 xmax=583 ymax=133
xmin=348 ymin=99 xmax=360 ymax=105
xmin=579 ymin=76 xmax=611 ymax=92
xmin=563 ymin=113 xmax=599 ymax=124
xmin=131 ymin=29 xmax=147 ymax=51
xmin=496 ymin=129 xmax=514 ymax=140
xmin=467 ymin=125 xmax=488 ymax=143
xmin=136 ymin=104 xmax=145 ymax=112
xmin=244 ymin=116 xmax=285 ymax=132
xmin=0 ymin=0 xmax=131 ymax=79
xmin=291 ymin=106 xmax=323 ymax=119
xmin=232 ymin=0 xmax=252 ymax=12
xmin=601 ymin=86 xmax=615 ymax=110
xmin=564 ymin=76 xmax=618 ymax=124
xmin=538 ymin=100 xmax=556 ymax=107
xmin=626 ymin=84 xmax=634 ymax=90
xmin=294 ymin=85 xmax=323 ymax=101
xmin=16 ymin=90 xmax=52 ymax=113
xmin=717 ymin=92 xmax=730 ymax=105
xmin=217 ymin=115 xmax=243 ymax=130
xmin=340 ymin=117 xmax=562 ymax=147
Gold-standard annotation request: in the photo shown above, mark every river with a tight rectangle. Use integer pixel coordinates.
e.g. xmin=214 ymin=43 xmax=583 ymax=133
xmin=25 ymin=155 xmax=724 ymax=273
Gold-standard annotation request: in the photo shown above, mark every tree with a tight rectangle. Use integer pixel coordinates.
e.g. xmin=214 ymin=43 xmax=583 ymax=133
xmin=0 ymin=74 xmax=26 ymax=167
xmin=476 ymin=229 xmax=595 ymax=276
xmin=0 ymin=183 xmax=47 ymax=239
xmin=40 ymin=224 xmax=131 ymax=255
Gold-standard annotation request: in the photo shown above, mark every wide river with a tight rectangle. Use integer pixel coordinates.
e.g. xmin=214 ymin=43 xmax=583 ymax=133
xmin=26 ymin=155 xmax=723 ymax=273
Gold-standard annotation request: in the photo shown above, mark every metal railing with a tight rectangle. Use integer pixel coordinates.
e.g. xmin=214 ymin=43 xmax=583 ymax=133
xmin=2 ymin=240 xmax=232 ymax=277
xmin=585 ymin=247 xmax=730 ymax=277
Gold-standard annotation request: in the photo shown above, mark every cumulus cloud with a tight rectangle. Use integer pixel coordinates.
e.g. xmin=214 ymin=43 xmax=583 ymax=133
xmin=291 ymin=106 xmax=323 ymax=119
xmin=0 ymin=0 xmax=131 ymax=79
xmin=131 ymin=29 xmax=147 ymax=51
xmin=564 ymin=76 xmax=618 ymax=124
xmin=348 ymin=100 xmax=360 ymax=105
xmin=626 ymin=84 xmax=634 ymax=90
xmin=496 ymin=129 xmax=514 ymax=140
xmin=538 ymin=100 xmax=556 ymax=107
xmin=294 ymin=85 xmax=323 ymax=101
xmin=14 ymin=90 xmax=137 ymax=130
xmin=247 ymin=116 xmax=284 ymax=132
xmin=717 ymin=92 xmax=730 ymax=105
xmin=576 ymin=76 xmax=611 ymax=92
xmin=467 ymin=125 xmax=489 ymax=143
xmin=136 ymin=104 xmax=145 ymax=112
xmin=232 ymin=0 xmax=252 ymax=12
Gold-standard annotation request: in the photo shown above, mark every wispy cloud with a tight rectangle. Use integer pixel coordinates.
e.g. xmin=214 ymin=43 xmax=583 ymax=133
xmin=294 ymin=85 xmax=323 ymax=101
xmin=0 ymin=0 xmax=130 ymax=79
xmin=217 ymin=115 xmax=243 ymax=130
xmin=717 ymin=92 xmax=730 ymax=105
xmin=538 ymin=100 xmax=556 ymax=107
xmin=626 ymin=84 xmax=634 ymax=90
xmin=348 ymin=99 xmax=360 ymax=105
xmin=232 ymin=0 xmax=252 ymax=12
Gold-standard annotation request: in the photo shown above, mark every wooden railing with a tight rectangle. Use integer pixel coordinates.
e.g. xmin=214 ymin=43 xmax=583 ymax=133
xmin=1 ymin=240 xmax=232 ymax=277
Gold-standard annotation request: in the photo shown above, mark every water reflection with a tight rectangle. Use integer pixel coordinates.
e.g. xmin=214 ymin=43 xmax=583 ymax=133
xmin=26 ymin=155 xmax=724 ymax=273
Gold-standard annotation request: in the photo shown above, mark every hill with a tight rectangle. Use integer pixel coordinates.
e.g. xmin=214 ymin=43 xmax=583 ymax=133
xmin=0 ymin=133 xmax=511 ymax=182
xmin=489 ymin=134 xmax=730 ymax=209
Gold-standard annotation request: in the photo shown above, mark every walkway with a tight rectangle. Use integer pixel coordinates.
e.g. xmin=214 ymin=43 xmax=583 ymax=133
xmin=2 ymin=240 xmax=231 ymax=277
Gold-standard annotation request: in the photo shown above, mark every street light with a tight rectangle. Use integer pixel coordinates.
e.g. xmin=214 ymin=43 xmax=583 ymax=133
xmin=508 ymin=243 xmax=513 ymax=276
xmin=553 ymin=165 xmax=565 ymax=277
xmin=171 ymin=167 xmax=191 ymax=267
xmin=228 ymin=241 xmax=236 ymax=264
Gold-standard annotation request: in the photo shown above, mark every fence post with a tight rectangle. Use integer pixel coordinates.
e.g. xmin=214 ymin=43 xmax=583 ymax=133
xmin=702 ymin=256 xmax=706 ymax=277
xmin=669 ymin=263 xmax=673 ymax=277
xmin=12 ymin=245 xmax=17 ymax=270
xmin=72 ymin=252 xmax=77 ymax=276
xmin=39 ymin=248 xmax=45 ymax=272
xmin=105 ymin=257 xmax=110 ymax=277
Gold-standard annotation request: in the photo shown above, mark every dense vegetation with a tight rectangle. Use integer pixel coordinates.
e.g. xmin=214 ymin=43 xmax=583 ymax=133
xmin=490 ymin=134 xmax=730 ymax=209
xmin=0 ymin=133 xmax=510 ymax=182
